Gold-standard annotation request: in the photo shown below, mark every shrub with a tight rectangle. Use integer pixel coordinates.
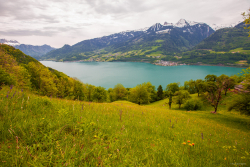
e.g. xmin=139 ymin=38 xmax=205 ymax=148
xmin=184 ymin=99 xmax=203 ymax=111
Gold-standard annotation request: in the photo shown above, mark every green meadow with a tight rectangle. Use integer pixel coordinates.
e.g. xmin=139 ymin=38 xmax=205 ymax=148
xmin=0 ymin=85 xmax=249 ymax=166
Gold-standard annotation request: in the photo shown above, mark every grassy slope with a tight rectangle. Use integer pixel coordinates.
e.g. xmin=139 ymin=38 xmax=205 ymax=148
xmin=0 ymin=86 xmax=249 ymax=166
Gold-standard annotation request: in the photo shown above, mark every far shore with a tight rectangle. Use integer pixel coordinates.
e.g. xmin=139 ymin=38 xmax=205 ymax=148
xmin=40 ymin=59 xmax=248 ymax=68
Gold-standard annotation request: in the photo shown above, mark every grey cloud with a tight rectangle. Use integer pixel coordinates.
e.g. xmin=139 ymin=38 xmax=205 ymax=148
xmin=0 ymin=24 xmax=90 ymax=37
xmin=85 ymin=0 xmax=160 ymax=15
xmin=0 ymin=29 xmax=57 ymax=36
xmin=0 ymin=0 xmax=58 ymax=23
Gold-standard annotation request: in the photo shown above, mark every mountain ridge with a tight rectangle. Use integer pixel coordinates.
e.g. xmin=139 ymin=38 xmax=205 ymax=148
xmin=43 ymin=19 xmax=214 ymax=62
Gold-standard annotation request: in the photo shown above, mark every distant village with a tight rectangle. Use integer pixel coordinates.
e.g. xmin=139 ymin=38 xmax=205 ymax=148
xmin=153 ymin=60 xmax=186 ymax=66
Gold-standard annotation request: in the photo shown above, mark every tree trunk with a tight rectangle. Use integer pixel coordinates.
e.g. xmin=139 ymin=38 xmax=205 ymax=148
xmin=224 ymin=89 xmax=227 ymax=96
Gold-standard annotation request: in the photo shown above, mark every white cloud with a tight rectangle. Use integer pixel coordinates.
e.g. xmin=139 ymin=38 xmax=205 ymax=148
xmin=0 ymin=0 xmax=248 ymax=47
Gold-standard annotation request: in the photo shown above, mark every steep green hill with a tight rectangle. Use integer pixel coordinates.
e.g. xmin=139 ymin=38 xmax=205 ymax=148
xmin=195 ymin=22 xmax=250 ymax=51
xmin=0 ymin=44 xmax=87 ymax=99
xmin=176 ymin=23 xmax=250 ymax=66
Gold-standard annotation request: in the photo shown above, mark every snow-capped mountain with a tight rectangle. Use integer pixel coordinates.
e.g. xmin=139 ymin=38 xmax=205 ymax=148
xmin=145 ymin=19 xmax=213 ymax=38
xmin=209 ymin=21 xmax=242 ymax=31
xmin=44 ymin=19 xmax=215 ymax=61
xmin=0 ymin=39 xmax=55 ymax=57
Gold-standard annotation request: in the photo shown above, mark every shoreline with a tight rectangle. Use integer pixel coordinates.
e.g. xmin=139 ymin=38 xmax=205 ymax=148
xmin=41 ymin=59 xmax=248 ymax=68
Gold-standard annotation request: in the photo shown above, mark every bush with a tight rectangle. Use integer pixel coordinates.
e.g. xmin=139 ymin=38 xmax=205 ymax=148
xmin=184 ymin=99 xmax=203 ymax=111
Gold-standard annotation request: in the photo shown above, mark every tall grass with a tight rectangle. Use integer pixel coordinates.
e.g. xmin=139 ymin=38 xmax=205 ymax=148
xmin=0 ymin=86 xmax=249 ymax=166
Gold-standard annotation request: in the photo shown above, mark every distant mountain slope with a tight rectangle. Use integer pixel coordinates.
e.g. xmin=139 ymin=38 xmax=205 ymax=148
xmin=14 ymin=44 xmax=55 ymax=57
xmin=175 ymin=22 xmax=250 ymax=66
xmin=195 ymin=22 xmax=250 ymax=51
xmin=43 ymin=19 xmax=214 ymax=62
xmin=0 ymin=39 xmax=55 ymax=58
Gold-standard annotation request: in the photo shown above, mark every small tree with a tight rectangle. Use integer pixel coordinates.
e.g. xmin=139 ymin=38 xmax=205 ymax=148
xmin=194 ymin=79 xmax=205 ymax=96
xmin=157 ymin=85 xmax=164 ymax=100
xmin=113 ymin=83 xmax=127 ymax=101
xmin=166 ymin=82 xmax=180 ymax=94
xmin=203 ymin=81 xmax=224 ymax=113
xmin=93 ymin=86 xmax=107 ymax=103
xmin=174 ymin=90 xmax=190 ymax=109
xmin=184 ymin=79 xmax=196 ymax=94
xmin=129 ymin=83 xmax=150 ymax=105
xmin=205 ymin=74 xmax=217 ymax=82
xmin=217 ymin=74 xmax=235 ymax=95
xmin=242 ymin=8 xmax=250 ymax=36
xmin=85 ymin=84 xmax=95 ymax=102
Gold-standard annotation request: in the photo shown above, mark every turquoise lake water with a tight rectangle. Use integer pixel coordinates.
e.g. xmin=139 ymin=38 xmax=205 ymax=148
xmin=40 ymin=61 xmax=244 ymax=89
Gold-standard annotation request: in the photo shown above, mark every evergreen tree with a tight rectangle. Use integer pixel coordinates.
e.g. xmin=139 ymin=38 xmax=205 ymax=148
xmin=157 ymin=85 xmax=164 ymax=100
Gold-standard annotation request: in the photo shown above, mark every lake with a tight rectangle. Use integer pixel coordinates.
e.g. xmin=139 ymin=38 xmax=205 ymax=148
xmin=40 ymin=61 xmax=244 ymax=89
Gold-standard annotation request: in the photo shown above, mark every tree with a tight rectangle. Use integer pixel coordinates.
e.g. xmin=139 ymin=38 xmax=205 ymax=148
xmin=145 ymin=82 xmax=157 ymax=102
xmin=108 ymin=88 xmax=115 ymax=102
xmin=129 ymin=83 xmax=151 ymax=105
xmin=73 ymin=79 xmax=85 ymax=100
xmin=93 ymin=86 xmax=107 ymax=103
xmin=113 ymin=83 xmax=127 ymax=101
xmin=85 ymin=84 xmax=95 ymax=102
xmin=228 ymin=93 xmax=250 ymax=115
xmin=157 ymin=85 xmax=164 ymax=100
xmin=174 ymin=90 xmax=191 ymax=108
xmin=217 ymin=74 xmax=235 ymax=95
xmin=166 ymin=82 xmax=180 ymax=94
xmin=242 ymin=8 xmax=250 ymax=36
xmin=194 ymin=79 xmax=205 ymax=96
xmin=203 ymin=80 xmax=224 ymax=113
xmin=184 ymin=79 xmax=196 ymax=94
xmin=205 ymin=74 xmax=217 ymax=82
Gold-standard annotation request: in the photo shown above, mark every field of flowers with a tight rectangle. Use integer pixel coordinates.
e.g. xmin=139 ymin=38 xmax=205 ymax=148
xmin=0 ymin=85 xmax=249 ymax=166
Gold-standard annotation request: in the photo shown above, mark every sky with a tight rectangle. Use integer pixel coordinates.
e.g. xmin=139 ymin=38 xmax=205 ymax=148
xmin=0 ymin=0 xmax=249 ymax=48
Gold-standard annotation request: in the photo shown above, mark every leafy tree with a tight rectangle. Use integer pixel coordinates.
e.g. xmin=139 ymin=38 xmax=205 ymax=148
xmin=217 ymin=74 xmax=236 ymax=95
xmin=73 ymin=79 xmax=85 ymax=100
xmin=168 ymin=91 xmax=173 ymax=109
xmin=93 ymin=86 xmax=107 ymax=103
xmin=228 ymin=94 xmax=250 ymax=115
xmin=205 ymin=74 xmax=217 ymax=82
xmin=242 ymin=8 xmax=250 ymax=36
xmin=184 ymin=79 xmax=196 ymax=94
xmin=203 ymin=80 xmax=224 ymax=113
xmin=85 ymin=84 xmax=95 ymax=102
xmin=194 ymin=79 xmax=205 ymax=96
xmin=174 ymin=90 xmax=191 ymax=108
xmin=129 ymin=83 xmax=151 ymax=105
xmin=145 ymin=82 xmax=157 ymax=102
xmin=166 ymin=82 xmax=180 ymax=95
xmin=157 ymin=85 xmax=164 ymax=100
xmin=108 ymin=88 xmax=115 ymax=102
xmin=113 ymin=83 xmax=127 ymax=101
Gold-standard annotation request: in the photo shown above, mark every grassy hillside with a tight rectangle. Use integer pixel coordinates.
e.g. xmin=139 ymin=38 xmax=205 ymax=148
xmin=0 ymin=85 xmax=249 ymax=166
